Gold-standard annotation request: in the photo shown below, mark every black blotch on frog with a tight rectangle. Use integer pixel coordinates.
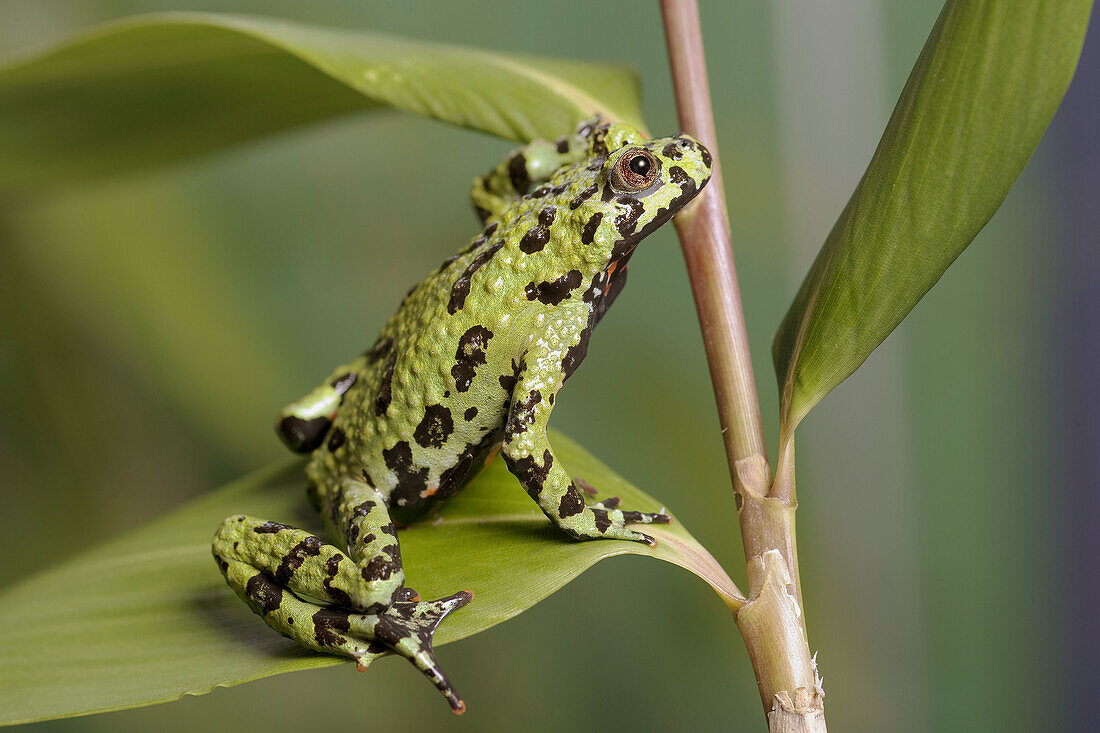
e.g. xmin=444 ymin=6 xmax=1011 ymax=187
xmin=508 ymin=153 xmax=530 ymax=194
xmin=451 ymin=325 xmax=494 ymax=393
xmin=414 ymin=404 xmax=454 ymax=449
xmin=360 ymin=546 xmax=400 ymax=583
xmin=557 ymin=483 xmax=586 ymax=519
xmin=614 ymin=197 xmax=646 ymax=237
xmin=274 ymin=536 xmax=324 ymax=586
xmin=498 ymin=359 xmax=521 ymax=394
xmin=383 ymin=440 xmax=430 ymax=508
xmin=562 ymin=264 xmax=629 ymax=382
xmin=278 ymin=415 xmax=331 ymax=453
xmin=254 ymin=521 xmax=293 ymax=534
xmin=524 ymin=270 xmax=583 ymax=306
xmin=569 ymin=183 xmax=598 ymax=210
xmin=374 ymin=351 xmax=397 ymax=416
xmin=312 ymin=607 xmax=352 ymax=647
xmin=519 ymin=207 xmax=556 ymax=254
xmin=437 ymin=429 xmax=500 ymax=501
xmin=590 ymin=125 xmax=611 ymax=158
xmin=245 ymin=572 xmax=284 ymax=614
xmin=506 ymin=389 xmax=542 ymax=440
xmin=580 ymin=213 xmax=603 ymax=244
xmin=448 ymin=242 xmax=504 ymax=314
xmin=322 ymin=555 xmax=354 ymax=608
xmin=504 ymin=449 xmax=554 ymax=500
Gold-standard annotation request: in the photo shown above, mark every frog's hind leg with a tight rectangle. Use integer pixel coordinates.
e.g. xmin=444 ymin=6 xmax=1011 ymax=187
xmin=212 ymin=480 xmax=473 ymax=712
xmin=216 ymin=552 xmax=471 ymax=712
xmin=468 ymin=117 xmax=600 ymax=223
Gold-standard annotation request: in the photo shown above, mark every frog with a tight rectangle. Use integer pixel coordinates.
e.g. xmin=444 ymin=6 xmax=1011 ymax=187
xmin=211 ymin=116 xmax=712 ymax=713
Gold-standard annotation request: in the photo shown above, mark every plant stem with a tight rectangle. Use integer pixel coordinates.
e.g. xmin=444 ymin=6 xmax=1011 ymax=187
xmin=660 ymin=1 xmax=825 ymax=729
xmin=659 ymin=0 xmax=767 ymax=486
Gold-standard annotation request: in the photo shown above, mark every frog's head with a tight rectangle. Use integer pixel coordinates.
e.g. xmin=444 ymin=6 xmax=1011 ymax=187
xmin=575 ymin=120 xmax=713 ymax=261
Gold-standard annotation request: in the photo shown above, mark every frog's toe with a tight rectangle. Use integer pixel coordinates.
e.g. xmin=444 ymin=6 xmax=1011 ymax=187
xmin=394 ymin=586 xmax=420 ymax=602
xmin=374 ymin=590 xmax=474 ymax=713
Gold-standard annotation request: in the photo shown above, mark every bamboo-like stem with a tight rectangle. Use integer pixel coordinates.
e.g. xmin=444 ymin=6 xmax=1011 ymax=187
xmin=660 ymin=1 xmax=825 ymax=729
xmin=660 ymin=0 xmax=767 ymax=486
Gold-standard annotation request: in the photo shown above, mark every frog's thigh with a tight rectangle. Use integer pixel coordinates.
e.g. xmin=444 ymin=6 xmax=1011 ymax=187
xmin=212 ymin=504 xmax=402 ymax=616
xmin=500 ymin=351 xmax=657 ymax=546
xmin=216 ymin=553 xmax=381 ymax=662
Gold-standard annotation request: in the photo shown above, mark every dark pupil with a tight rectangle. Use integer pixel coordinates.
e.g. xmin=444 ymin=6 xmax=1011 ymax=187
xmin=628 ymin=154 xmax=651 ymax=177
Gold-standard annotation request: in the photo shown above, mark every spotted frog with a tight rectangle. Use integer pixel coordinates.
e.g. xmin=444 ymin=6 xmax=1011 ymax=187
xmin=212 ymin=117 xmax=712 ymax=712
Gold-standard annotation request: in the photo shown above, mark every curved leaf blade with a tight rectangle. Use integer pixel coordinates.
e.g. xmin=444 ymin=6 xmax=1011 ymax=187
xmin=0 ymin=431 xmax=740 ymax=726
xmin=0 ymin=12 xmax=645 ymax=190
xmin=772 ymin=1 xmax=1091 ymax=435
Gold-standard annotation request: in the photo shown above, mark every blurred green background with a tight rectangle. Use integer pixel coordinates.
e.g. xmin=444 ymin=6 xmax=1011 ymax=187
xmin=1 ymin=2 xmax=1095 ymax=731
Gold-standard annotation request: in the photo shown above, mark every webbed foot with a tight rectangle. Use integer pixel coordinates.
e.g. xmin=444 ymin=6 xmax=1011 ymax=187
xmin=583 ymin=496 xmax=670 ymax=547
xmin=361 ymin=590 xmax=474 ymax=713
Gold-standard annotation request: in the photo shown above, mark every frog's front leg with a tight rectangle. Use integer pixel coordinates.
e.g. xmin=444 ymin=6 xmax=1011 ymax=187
xmin=212 ymin=478 xmax=472 ymax=712
xmin=500 ymin=317 xmax=669 ymax=544
xmin=469 ymin=117 xmax=599 ymax=224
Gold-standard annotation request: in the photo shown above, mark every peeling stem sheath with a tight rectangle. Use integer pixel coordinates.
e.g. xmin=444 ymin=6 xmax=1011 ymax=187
xmin=660 ymin=0 xmax=769 ymax=492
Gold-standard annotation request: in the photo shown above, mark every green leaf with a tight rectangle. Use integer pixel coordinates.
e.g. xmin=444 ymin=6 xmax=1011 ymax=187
xmin=772 ymin=1 xmax=1091 ymax=437
xmin=0 ymin=431 xmax=741 ymax=726
xmin=0 ymin=12 xmax=645 ymax=190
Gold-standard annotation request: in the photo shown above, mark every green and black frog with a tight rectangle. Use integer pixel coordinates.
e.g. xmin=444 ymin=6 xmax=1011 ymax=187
xmin=212 ymin=117 xmax=712 ymax=712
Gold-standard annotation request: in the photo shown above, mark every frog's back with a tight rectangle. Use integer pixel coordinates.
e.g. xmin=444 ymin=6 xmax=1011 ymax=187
xmin=301 ymin=220 xmax=527 ymax=522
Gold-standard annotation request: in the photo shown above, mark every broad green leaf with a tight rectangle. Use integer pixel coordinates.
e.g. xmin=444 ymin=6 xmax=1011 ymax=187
xmin=0 ymin=431 xmax=741 ymax=726
xmin=772 ymin=2 xmax=1091 ymax=437
xmin=0 ymin=12 xmax=645 ymax=190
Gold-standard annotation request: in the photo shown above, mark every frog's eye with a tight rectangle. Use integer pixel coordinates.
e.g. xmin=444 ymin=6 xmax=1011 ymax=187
xmin=610 ymin=148 xmax=660 ymax=193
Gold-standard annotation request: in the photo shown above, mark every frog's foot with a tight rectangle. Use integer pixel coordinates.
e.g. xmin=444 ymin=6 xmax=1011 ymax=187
xmin=568 ymin=498 xmax=670 ymax=547
xmin=367 ymin=591 xmax=474 ymax=714
xmin=593 ymin=496 xmax=671 ymax=526
xmin=594 ymin=497 xmax=671 ymax=526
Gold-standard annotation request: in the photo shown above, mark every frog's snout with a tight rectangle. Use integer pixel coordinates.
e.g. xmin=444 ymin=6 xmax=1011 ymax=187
xmin=661 ymin=134 xmax=712 ymax=193
xmin=677 ymin=134 xmax=713 ymax=171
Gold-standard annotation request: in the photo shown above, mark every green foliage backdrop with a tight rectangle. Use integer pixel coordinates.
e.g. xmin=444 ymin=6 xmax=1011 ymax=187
xmin=0 ymin=2 xmax=1092 ymax=731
